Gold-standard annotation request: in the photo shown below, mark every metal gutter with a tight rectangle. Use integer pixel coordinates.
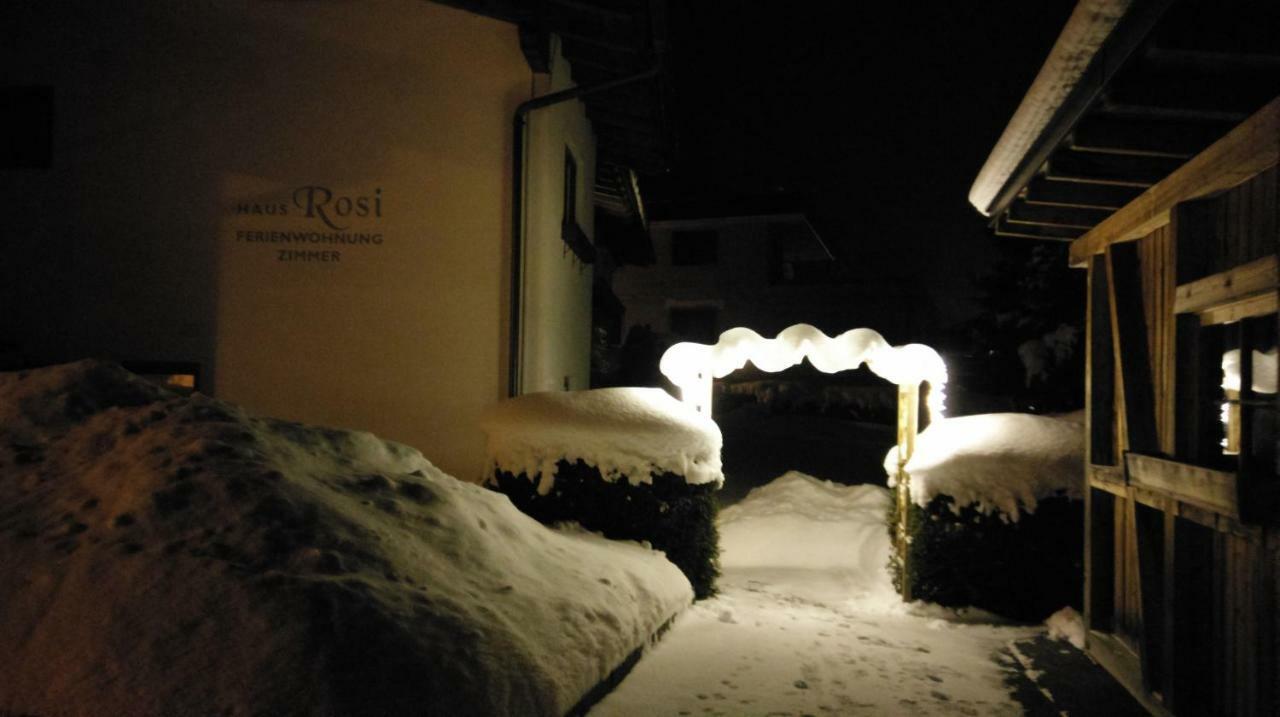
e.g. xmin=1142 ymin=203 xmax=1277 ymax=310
xmin=508 ymin=63 xmax=661 ymax=397
xmin=968 ymin=0 xmax=1173 ymax=219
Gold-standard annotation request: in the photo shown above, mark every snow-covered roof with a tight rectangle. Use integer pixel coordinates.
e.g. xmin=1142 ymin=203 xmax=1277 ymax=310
xmin=967 ymin=0 xmax=1131 ymax=216
xmin=480 ymin=387 xmax=724 ymax=488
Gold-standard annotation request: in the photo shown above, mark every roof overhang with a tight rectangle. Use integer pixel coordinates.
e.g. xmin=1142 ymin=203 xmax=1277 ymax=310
xmin=438 ymin=0 xmax=671 ymax=219
xmin=969 ymin=0 xmax=1280 ymax=244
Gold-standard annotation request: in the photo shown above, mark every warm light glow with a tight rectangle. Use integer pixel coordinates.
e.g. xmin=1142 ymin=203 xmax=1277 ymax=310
xmin=1220 ymin=348 xmax=1278 ymax=453
xmin=166 ymin=374 xmax=196 ymax=389
xmin=659 ymin=324 xmax=948 ymax=418
xmin=1221 ymin=348 xmax=1279 ymax=394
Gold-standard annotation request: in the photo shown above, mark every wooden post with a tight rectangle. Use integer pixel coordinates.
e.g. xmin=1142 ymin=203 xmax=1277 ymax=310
xmin=678 ymin=370 xmax=714 ymax=416
xmin=896 ymin=382 xmax=920 ymax=601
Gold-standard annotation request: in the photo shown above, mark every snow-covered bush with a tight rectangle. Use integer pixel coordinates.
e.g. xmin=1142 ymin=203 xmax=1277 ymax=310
xmin=491 ymin=462 xmax=720 ymax=599
xmin=884 ymin=412 xmax=1084 ymax=621
xmin=481 ymin=389 xmax=724 ymax=599
xmin=890 ymin=495 xmax=1081 ymax=621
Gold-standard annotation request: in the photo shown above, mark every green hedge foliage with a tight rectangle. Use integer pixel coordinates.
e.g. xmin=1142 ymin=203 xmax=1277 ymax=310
xmin=489 ymin=460 xmax=720 ymax=599
xmin=889 ymin=494 xmax=1082 ymax=622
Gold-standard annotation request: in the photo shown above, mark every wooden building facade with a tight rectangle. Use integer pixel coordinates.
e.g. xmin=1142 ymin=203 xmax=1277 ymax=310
xmin=970 ymin=2 xmax=1279 ymax=713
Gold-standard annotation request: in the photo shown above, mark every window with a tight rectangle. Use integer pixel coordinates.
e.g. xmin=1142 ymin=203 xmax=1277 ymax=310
xmin=768 ymin=223 xmax=833 ymax=285
xmin=121 ymin=361 xmax=201 ymax=396
xmin=669 ymin=306 xmax=719 ymax=344
xmin=559 ymin=148 xmax=594 ymax=264
xmin=562 ymin=148 xmax=577 ymax=228
xmin=1219 ymin=315 xmax=1276 ymax=466
xmin=670 ymin=229 xmax=718 ymax=265
xmin=1173 ymin=256 xmax=1278 ymax=503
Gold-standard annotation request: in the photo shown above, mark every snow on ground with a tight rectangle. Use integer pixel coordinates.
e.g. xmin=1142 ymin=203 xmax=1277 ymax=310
xmin=1045 ymin=607 xmax=1086 ymax=650
xmin=592 ymin=471 xmax=1041 ymax=716
xmin=884 ymin=412 xmax=1084 ymax=519
xmin=0 ymin=361 xmax=690 ymax=717
xmin=719 ymin=471 xmax=894 ymax=596
xmin=480 ymin=387 xmax=723 ymax=489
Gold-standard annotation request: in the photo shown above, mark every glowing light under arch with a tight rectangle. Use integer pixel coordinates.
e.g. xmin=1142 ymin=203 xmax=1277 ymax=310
xmin=658 ymin=324 xmax=948 ymax=419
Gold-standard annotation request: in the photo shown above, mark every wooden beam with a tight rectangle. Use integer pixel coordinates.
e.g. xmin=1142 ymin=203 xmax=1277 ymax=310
xmin=1108 ymin=242 xmax=1161 ymax=454
xmin=1008 ymin=201 xmax=1113 ymax=229
xmin=969 ymin=0 xmax=1174 ymax=219
xmin=1071 ymin=115 xmax=1228 ymax=158
xmin=1090 ymin=255 xmax=1118 ymax=466
xmin=1097 ymin=99 xmax=1251 ymax=124
xmin=1087 ymin=630 xmax=1176 ymax=717
xmin=1090 ymin=465 xmax=1127 ymax=492
xmin=993 ymin=214 xmax=1080 ymax=241
xmin=1069 ymin=96 xmax=1280 ymax=266
xmin=1173 ymin=255 xmax=1279 ymax=314
xmin=1126 ymin=453 xmax=1240 ymax=519
xmin=1122 ymin=482 xmax=1262 ymax=539
xmin=1196 ymin=292 xmax=1278 ymax=326
xmin=1024 ymin=176 xmax=1144 ymax=210
xmin=1047 ymin=150 xmax=1187 ymax=188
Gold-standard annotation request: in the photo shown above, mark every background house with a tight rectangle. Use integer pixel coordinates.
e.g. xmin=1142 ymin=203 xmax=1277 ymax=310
xmin=612 ymin=208 xmax=932 ymax=348
xmin=0 ymin=0 xmax=666 ymax=480
xmin=971 ymin=1 xmax=1279 ymax=713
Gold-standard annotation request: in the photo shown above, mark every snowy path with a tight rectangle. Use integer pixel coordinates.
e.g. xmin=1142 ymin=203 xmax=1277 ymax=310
xmin=591 ymin=473 xmax=1042 ymax=716
xmin=592 ymin=568 xmax=1037 ymax=716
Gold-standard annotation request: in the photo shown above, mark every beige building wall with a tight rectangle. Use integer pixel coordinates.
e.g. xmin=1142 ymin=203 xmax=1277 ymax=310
xmin=1 ymin=1 xmax=596 ymax=480
xmin=520 ymin=38 xmax=596 ymax=394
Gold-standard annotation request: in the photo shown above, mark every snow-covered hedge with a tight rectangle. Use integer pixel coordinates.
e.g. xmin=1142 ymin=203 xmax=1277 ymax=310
xmin=891 ymin=495 xmax=1082 ymax=621
xmin=482 ymin=389 xmax=723 ymax=599
xmin=0 ymin=361 xmax=691 ymax=717
xmin=884 ymin=412 xmax=1084 ymax=621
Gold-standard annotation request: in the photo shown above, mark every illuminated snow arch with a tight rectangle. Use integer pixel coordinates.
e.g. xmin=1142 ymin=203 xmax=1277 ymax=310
xmin=658 ymin=324 xmax=948 ymax=420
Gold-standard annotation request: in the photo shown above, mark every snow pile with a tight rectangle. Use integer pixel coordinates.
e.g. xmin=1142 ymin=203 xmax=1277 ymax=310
xmin=1045 ymin=606 xmax=1086 ymax=649
xmin=719 ymin=471 xmax=895 ymax=597
xmin=480 ymin=387 xmax=723 ymax=489
xmin=0 ymin=361 xmax=690 ymax=717
xmin=885 ymin=411 xmax=1084 ymax=519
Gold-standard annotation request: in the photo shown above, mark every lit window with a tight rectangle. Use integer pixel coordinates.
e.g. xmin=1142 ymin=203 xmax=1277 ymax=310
xmin=1219 ymin=316 xmax=1277 ymax=463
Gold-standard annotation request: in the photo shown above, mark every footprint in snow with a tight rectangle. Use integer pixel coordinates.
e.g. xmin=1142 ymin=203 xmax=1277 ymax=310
xmin=856 ymin=635 xmax=895 ymax=647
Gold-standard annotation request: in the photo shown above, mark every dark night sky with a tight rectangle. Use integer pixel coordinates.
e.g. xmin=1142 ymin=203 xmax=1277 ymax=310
xmin=644 ymin=1 xmax=1080 ymax=339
